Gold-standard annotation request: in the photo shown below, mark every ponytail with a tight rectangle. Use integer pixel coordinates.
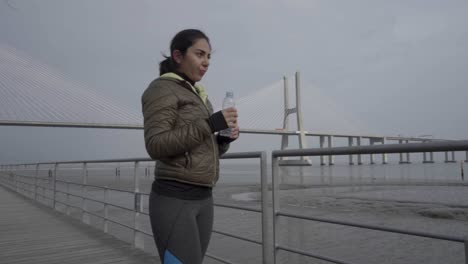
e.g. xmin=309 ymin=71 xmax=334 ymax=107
xmin=159 ymin=56 xmax=174 ymax=76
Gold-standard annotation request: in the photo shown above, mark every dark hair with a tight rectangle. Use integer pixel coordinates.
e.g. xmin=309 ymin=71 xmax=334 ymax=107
xmin=159 ymin=29 xmax=210 ymax=76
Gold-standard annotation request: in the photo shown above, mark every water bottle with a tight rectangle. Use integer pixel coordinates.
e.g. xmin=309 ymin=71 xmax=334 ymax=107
xmin=219 ymin=91 xmax=235 ymax=137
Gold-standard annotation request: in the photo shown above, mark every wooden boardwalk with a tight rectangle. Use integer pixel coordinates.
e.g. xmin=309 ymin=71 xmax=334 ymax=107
xmin=0 ymin=186 xmax=159 ymax=264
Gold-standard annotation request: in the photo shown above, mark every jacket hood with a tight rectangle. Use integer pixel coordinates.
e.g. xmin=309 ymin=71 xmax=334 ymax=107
xmin=160 ymin=72 xmax=208 ymax=105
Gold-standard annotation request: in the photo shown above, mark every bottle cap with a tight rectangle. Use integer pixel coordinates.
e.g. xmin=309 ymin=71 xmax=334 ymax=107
xmin=226 ymin=91 xmax=234 ymax=97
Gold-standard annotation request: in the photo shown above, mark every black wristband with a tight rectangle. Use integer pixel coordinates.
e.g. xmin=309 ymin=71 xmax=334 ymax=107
xmin=217 ymin=134 xmax=236 ymax=144
xmin=207 ymin=111 xmax=229 ymax=133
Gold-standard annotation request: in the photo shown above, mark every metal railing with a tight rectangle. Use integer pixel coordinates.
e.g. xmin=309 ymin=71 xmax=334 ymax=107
xmin=0 ymin=151 xmax=269 ymax=264
xmin=2 ymin=141 xmax=468 ymax=263
xmin=272 ymin=140 xmax=468 ymax=264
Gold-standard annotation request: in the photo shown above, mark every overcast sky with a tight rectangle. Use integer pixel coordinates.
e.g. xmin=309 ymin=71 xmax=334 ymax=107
xmin=1 ymin=0 xmax=467 ymax=163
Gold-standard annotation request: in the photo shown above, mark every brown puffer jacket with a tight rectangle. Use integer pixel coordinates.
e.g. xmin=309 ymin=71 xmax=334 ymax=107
xmin=142 ymin=74 xmax=229 ymax=187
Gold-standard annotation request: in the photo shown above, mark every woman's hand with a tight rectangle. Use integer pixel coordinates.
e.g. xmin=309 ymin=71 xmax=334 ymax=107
xmin=222 ymin=107 xmax=238 ymax=128
xmin=230 ymin=125 xmax=240 ymax=139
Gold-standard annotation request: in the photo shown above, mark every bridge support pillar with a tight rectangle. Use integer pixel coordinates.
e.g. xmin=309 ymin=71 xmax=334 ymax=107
xmin=441 ymin=151 xmax=456 ymax=163
xmin=399 ymin=140 xmax=404 ymax=163
xmin=399 ymin=140 xmax=411 ymax=164
xmin=382 ymin=138 xmax=388 ymax=164
xmin=370 ymin=139 xmax=375 ymax=165
xmin=406 ymin=140 xmax=411 ymax=163
xmin=423 ymin=141 xmax=435 ymax=164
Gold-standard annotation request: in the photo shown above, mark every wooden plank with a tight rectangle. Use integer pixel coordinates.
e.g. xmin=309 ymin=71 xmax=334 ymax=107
xmin=0 ymin=186 xmax=159 ymax=264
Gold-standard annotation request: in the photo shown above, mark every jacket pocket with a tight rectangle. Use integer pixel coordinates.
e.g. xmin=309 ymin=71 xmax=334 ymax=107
xmin=184 ymin=152 xmax=192 ymax=169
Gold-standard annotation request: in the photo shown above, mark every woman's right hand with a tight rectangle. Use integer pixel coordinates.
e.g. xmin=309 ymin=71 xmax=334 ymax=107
xmin=222 ymin=107 xmax=238 ymax=128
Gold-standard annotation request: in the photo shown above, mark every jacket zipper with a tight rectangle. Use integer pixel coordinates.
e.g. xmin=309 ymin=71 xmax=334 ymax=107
xmin=184 ymin=151 xmax=192 ymax=169
xmin=181 ymin=81 xmax=218 ymax=184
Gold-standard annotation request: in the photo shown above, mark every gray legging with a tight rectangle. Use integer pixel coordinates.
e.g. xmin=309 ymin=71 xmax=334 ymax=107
xmin=149 ymin=192 xmax=213 ymax=264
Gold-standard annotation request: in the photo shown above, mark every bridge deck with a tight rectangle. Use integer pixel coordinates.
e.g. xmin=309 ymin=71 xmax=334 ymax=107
xmin=0 ymin=186 xmax=159 ymax=264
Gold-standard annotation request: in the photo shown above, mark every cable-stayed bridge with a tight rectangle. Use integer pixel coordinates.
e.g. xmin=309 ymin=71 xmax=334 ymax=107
xmin=1 ymin=40 xmax=468 ymax=264
xmin=0 ymin=42 xmax=466 ymax=165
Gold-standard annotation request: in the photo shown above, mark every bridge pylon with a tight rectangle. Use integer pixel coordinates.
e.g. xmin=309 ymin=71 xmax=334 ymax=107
xmin=279 ymin=71 xmax=312 ymax=166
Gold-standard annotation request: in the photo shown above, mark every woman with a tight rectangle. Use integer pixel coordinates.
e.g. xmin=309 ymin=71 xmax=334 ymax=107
xmin=142 ymin=29 xmax=239 ymax=264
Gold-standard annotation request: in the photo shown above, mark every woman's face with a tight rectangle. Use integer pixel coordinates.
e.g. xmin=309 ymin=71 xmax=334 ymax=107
xmin=173 ymin=38 xmax=211 ymax=82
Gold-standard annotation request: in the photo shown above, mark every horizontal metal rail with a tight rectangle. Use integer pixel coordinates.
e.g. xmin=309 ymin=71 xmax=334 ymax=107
xmin=277 ymin=211 xmax=465 ymax=242
xmin=272 ymin=140 xmax=468 ymax=157
xmin=1 ymin=151 xmax=262 ymax=167
xmin=55 ymin=179 xmax=135 ymax=194
xmin=277 ymin=245 xmax=352 ymax=264
xmin=205 ymin=253 xmax=237 ymax=264
xmin=12 ymin=175 xmax=139 ymax=197
xmin=56 ymin=199 xmax=82 ymax=211
xmin=15 ymin=175 xmax=263 ymax=217
xmin=2 ymin=120 xmax=438 ymax=142
xmin=0 ymin=151 xmax=269 ymax=264
xmin=272 ymin=140 xmax=468 ymax=264
xmin=0 ymin=120 xmax=143 ymax=130
xmin=214 ymin=203 xmax=262 ymax=213
xmin=61 ymin=191 xmax=134 ymax=212
xmin=212 ymin=229 xmax=262 ymax=245
xmin=53 ymin=199 xmax=153 ymax=237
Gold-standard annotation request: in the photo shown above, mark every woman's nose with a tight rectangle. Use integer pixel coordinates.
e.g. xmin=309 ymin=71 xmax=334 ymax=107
xmin=203 ymin=58 xmax=210 ymax=67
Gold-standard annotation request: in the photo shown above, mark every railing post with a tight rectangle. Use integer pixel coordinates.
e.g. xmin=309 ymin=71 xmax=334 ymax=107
xmin=357 ymin=137 xmax=363 ymax=165
xmin=370 ymin=139 xmax=375 ymax=164
xmin=465 ymin=237 xmax=468 ymax=264
xmin=15 ymin=165 xmax=19 ymax=193
xmin=319 ymin=136 xmax=325 ymax=165
xmin=348 ymin=137 xmax=354 ymax=165
xmin=406 ymin=140 xmax=411 ymax=163
xmin=272 ymin=154 xmax=280 ymax=264
xmin=66 ymin=182 xmax=70 ymax=216
xmin=461 ymin=161 xmax=465 ymax=181
xmin=42 ymin=168 xmax=46 ymax=202
xmin=34 ymin=164 xmax=39 ymax=201
xmin=260 ymin=152 xmax=271 ymax=264
xmin=399 ymin=140 xmax=403 ymax=163
xmin=116 ymin=162 xmax=121 ymax=181
xmin=53 ymin=163 xmax=58 ymax=210
xmin=23 ymin=165 xmax=27 ymax=196
xmin=82 ymin=162 xmax=90 ymax=224
xmin=133 ymin=161 xmax=144 ymax=249
xmin=29 ymin=165 xmax=33 ymax=197
xmin=104 ymin=186 xmax=109 ymax=233
xmin=328 ymin=135 xmax=334 ymax=165
xmin=14 ymin=166 xmax=18 ymax=193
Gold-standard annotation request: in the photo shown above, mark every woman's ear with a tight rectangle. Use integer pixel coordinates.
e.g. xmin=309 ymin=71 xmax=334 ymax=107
xmin=172 ymin=50 xmax=183 ymax=64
